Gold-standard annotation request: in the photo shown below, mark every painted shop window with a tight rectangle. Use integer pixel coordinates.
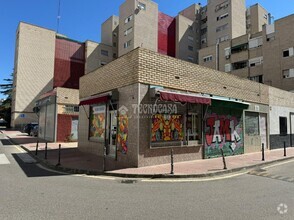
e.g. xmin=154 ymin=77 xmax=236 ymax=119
xmin=279 ymin=117 xmax=287 ymax=136
xmin=151 ymin=114 xmax=184 ymax=142
xmin=245 ymin=112 xmax=259 ymax=136
xmin=89 ymin=104 xmax=106 ymax=141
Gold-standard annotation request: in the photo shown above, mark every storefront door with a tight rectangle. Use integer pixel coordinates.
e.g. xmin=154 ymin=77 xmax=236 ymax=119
xmin=108 ymin=110 xmax=117 ymax=158
xmin=259 ymin=113 xmax=267 ymax=149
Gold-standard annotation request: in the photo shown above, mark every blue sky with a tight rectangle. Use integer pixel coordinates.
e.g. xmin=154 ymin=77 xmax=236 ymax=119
xmin=0 ymin=0 xmax=293 ymax=99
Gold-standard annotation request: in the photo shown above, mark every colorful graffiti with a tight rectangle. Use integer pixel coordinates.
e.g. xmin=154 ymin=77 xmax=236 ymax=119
xmin=205 ymin=110 xmax=244 ymax=158
xmin=151 ymin=114 xmax=183 ymax=142
xmin=117 ymin=114 xmax=128 ymax=154
xmin=89 ymin=105 xmax=106 ymax=140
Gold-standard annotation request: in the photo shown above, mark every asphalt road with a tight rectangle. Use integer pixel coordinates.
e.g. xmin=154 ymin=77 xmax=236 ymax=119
xmin=0 ymin=131 xmax=293 ymax=220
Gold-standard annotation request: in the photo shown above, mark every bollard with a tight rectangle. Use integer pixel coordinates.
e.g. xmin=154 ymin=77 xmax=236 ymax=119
xmin=220 ymin=148 xmax=227 ymax=170
xmin=35 ymin=140 xmax=39 ymax=155
xmin=284 ymin=141 xmax=287 ymax=157
xmin=261 ymin=143 xmax=265 ymax=161
xmin=170 ymin=148 xmax=174 ymax=175
xmin=56 ymin=144 xmax=61 ymax=166
xmin=44 ymin=142 xmax=48 ymax=159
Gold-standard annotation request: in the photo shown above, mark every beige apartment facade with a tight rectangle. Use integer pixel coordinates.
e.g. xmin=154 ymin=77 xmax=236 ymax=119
xmin=11 ymin=22 xmax=56 ymax=128
xmin=199 ymin=14 xmax=294 ymax=91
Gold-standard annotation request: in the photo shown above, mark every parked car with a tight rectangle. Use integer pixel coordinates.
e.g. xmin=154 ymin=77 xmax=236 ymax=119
xmin=30 ymin=125 xmax=38 ymax=137
xmin=0 ymin=118 xmax=7 ymax=127
xmin=23 ymin=123 xmax=38 ymax=135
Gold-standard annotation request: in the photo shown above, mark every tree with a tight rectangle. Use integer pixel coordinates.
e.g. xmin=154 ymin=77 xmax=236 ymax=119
xmin=0 ymin=73 xmax=13 ymax=127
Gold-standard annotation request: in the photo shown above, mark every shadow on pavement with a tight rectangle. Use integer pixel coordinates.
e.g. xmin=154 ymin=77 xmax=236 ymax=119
xmin=11 ymin=153 xmax=69 ymax=178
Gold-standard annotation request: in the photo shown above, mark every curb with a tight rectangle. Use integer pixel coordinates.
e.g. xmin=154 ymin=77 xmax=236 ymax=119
xmin=3 ymin=131 xmax=294 ymax=179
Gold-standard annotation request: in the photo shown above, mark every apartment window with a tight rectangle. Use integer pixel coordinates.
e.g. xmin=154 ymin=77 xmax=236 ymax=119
xmin=249 ymin=75 xmax=263 ymax=83
xmin=63 ymin=105 xmax=79 ymax=114
xmin=200 ymin=28 xmax=207 ymax=35
xmin=249 ymin=57 xmax=263 ymax=67
xmin=124 ymin=27 xmax=133 ymax=36
xmin=188 ymin=56 xmax=194 ymax=62
xmin=215 ymin=1 xmax=229 ymax=12
xmin=232 ymin=61 xmax=247 ymax=70
xmin=203 ymin=55 xmax=213 ymax=62
xmin=188 ymin=46 xmax=194 ymax=51
xmin=138 ymin=2 xmax=146 ymax=10
xmin=113 ymin=53 xmax=117 ymax=58
xmin=101 ymin=50 xmax=108 ymax=56
xmin=124 ymin=40 xmax=132 ymax=48
xmin=283 ymin=69 xmax=294 ymax=79
xmin=217 ymin=35 xmax=229 ymax=43
xmin=279 ymin=117 xmax=287 ymax=136
xmin=249 ymin=37 xmax=263 ymax=49
xmin=201 ymin=38 xmax=207 ymax=44
xmin=125 ymin=15 xmax=133 ymax=24
xmin=216 ymin=23 xmax=228 ymax=32
xmin=283 ymin=48 xmax=294 ymax=57
xmin=231 ymin=43 xmax=248 ymax=54
xmin=263 ymin=14 xmax=268 ymax=19
xmin=188 ymin=36 xmax=194 ymax=41
xmin=113 ymin=42 xmax=117 ymax=47
xmin=217 ymin=13 xmax=229 ymax=21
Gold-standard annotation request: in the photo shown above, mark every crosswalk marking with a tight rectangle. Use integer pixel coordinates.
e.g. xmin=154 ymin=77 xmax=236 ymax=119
xmin=0 ymin=154 xmax=10 ymax=164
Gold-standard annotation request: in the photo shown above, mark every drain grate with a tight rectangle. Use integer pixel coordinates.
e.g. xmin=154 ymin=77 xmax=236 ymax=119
xmin=121 ymin=179 xmax=137 ymax=184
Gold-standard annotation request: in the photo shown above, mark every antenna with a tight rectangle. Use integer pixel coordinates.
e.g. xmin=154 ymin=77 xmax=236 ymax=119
xmin=57 ymin=0 xmax=61 ymax=33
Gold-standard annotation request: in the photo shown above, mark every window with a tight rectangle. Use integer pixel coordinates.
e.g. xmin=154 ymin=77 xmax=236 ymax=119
xmin=124 ymin=40 xmax=132 ymax=48
xmin=245 ymin=112 xmax=259 ymax=136
xmin=63 ymin=105 xmax=79 ymax=114
xmin=283 ymin=48 xmax=294 ymax=57
xmin=200 ymin=28 xmax=207 ymax=35
xmin=203 ymin=55 xmax=213 ymax=62
xmin=215 ymin=1 xmax=229 ymax=12
xmin=124 ymin=27 xmax=133 ymax=36
xmin=138 ymin=2 xmax=146 ymax=10
xmin=113 ymin=42 xmax=117 ymax=47
xmin=249 ymin=57 xmax=263 ymax=67
xmin=113 ymin=53 xmax=117 ymax=58
xmin=217 ymin=13 xmax=229 ymax=21
xmin=263 ymin=14 xmax=268 ymax=19
xmin=216 ymin=23 xmax=228 ymax=32
xmin=101 ymin=50 xmax=108 ymax=56
xmin=188 ymin=56 xmax=194 ymax=62
xmin=89 ymin=105 xmax=106 ymax=141
xmin=124 ymin=15 xmax=133 ymax=24
xmin=201 ymin=38 xmax=207 ymax=44
xmin=249 ymin=75 xmax=263 ymax=83
xmin=231 ymin=43 xmax=248 ymax=54
xmin=113 ymin=32 xmax=117 ymax=37
xmin=283 ymin=69 xmax=294 ymax=79
xmin=232 ymin=61 xmax=247 ymax=70
xmin=217 ymin=35 xmax=229 ymax=43
xmin=188 ymin=46 xmax=194 ymax=51
xmin=188 ymin=36 xmax=194 ymax=41
xmin=279 ymin=117 xmax=287 ymax=136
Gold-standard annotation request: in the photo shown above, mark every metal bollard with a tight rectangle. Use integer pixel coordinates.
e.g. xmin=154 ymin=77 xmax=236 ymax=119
xmin=284 ymin=141 xmax=287 ymax=157
xmin=220 ymin=148 xmax=227 ymax=170
xmin=44 ymin=142 xmax=48 ymax=159
xmin=56 ymin=144 xmax=61 ymax=166
xmin=261 ymin=143 xmax=265 ymax=161
xmin=35 ymin=140 xmax=39 ymax=155
xmin=170 ymin=148 xmax=174 ymax=175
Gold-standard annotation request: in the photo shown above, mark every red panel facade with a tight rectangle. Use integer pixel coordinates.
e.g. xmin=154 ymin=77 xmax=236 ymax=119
xmin=54 ymin=38 xmax=85 ymax=89
xmin=57 ymin=114 xmax=77 ymax=142
xmin=158 ymin=12 xmax=176 ymax=57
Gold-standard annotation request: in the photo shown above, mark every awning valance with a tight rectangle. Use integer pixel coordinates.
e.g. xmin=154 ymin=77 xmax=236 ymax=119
xmin=79 ymin=94 xmax=109 ymax=106
xmin=160 ymin=91 xmax=211 ymax=105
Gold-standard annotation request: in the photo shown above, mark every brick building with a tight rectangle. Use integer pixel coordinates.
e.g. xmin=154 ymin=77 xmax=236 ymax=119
xmin=78 ymin=48 xmax=294 ymax=170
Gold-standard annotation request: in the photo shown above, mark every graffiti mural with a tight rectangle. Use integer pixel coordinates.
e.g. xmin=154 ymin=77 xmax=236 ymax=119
xmin=205 ymin=108 xmax=244 ymax=158
xmin=117 ymin=114 xmax=128 ymax=154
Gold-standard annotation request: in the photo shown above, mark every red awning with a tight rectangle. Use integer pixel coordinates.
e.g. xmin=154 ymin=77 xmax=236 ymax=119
xmin=160 ymin=91 xmax=211 ymax=105
xmin=79 ymin=95 xmax=109 ymax=106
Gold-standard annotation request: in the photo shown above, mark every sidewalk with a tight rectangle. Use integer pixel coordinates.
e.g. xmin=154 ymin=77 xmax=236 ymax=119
xmin=1 ymin=128 xmax=294 ymax=177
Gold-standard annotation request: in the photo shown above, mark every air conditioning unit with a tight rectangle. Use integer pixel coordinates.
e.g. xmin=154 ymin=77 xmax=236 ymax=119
xmin=225 ymin=55 xmax=230 ymax=59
